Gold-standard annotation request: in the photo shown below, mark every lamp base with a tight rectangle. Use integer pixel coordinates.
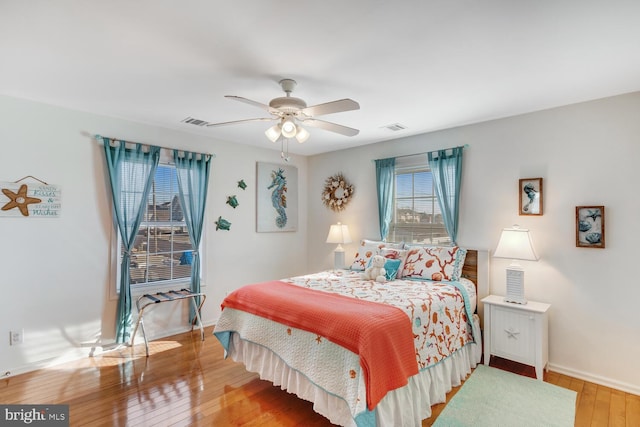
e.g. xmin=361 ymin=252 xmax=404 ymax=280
xmin=504 ymin=266 xmax=527 ymax=305
xmin=333 ymin=246 xmax=346 ymax=270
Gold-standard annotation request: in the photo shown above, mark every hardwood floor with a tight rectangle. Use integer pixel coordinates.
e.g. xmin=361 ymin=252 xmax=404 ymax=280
xmin=1 ymin=326 xmax=638 ymax=426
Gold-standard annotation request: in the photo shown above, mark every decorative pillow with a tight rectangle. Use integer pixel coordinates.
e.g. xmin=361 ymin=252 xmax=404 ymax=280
xmin=400 ymin=246 xmax=467 ymax=281
xmin=350 ymin=239 xmax=404 ymax=270
xmin=384 ymin=258 xmax=402 ymax=281
xmin=385 ymin=241 xmax=405 ymax=250
xmin=350 ymin=239 xmax=386 ymax=271
xmin=379 ymin=248 xmax=408 ymax=277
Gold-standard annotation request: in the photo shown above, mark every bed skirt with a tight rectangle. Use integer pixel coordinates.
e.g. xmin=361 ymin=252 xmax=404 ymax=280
xmin=225 ymin=315 xmax=482 ymax=427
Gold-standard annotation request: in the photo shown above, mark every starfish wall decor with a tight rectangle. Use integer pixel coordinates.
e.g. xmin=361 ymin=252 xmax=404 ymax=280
xmin=1 ymin=184 xmax=42 ymax=216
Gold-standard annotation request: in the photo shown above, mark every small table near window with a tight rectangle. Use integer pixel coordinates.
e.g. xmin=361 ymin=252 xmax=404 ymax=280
xmin=131 ymin=289 xmax=206 ymax=356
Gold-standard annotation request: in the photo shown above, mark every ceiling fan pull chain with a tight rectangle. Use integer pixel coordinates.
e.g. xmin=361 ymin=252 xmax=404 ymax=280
xmin=280 ymin=137 xmax=291 ymax=162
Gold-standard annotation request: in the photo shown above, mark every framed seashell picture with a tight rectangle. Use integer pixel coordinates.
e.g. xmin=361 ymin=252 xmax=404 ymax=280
xmin=576 ymin=206 xmax=605 ymax=248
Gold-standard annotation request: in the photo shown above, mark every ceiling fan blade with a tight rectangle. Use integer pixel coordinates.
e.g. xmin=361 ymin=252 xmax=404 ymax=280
xmin=206 ymin=117 xmax=275 ymax=127
xmin=302 ymin=118 xmax=359 ymax=137
xmin=300 ymin=98 xmax=360 ymax=117
xmin=225 ymin=95 xmax=280 ymax=115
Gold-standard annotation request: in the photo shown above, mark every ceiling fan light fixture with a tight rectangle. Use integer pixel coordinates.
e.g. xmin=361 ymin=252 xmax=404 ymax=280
xmin=265 ymin=124 xmax=281 ymax=142
xmin=215 ymin=79 xmax=360 ymax=147
xmin=281 ymin=118 xmax=297 ymax=138
xmin=295 ymin=125 xmax=309 ymax=143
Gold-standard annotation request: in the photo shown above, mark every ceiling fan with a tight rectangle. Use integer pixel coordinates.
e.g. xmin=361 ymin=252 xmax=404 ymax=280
xmin=206 ymin=79 xmax=360 ymax=143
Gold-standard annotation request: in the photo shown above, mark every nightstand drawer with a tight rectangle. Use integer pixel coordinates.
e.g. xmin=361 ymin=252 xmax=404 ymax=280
xmin=490 ymin=306 xmax=535 ymax=364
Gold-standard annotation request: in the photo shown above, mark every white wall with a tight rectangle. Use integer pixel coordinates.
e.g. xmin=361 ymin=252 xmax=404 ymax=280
xmin=307 ymin=92 xmax=640 ymax=395
xmin=0 ymin=95 xmax=308 ymax=375
xmin=2 ymin=92 xmax=638 ymax=396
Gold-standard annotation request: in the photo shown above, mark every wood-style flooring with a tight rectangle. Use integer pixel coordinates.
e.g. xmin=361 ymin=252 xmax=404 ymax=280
xmin=0 ymin=326 xmax=638 ymax=426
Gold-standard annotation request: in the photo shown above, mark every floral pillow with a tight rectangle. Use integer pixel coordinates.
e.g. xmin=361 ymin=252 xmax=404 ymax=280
xmin=400 ymin=246 xmax=467 ymax=281
xmin=350 ymin=240 xmax=404 ymax=271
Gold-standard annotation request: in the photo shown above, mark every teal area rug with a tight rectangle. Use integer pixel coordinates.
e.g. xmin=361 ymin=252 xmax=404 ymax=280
xmin=433 ymin=365 xmax=576 ymax=427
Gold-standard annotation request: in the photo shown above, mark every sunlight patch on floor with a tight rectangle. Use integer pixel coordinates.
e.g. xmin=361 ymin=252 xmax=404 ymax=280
xmin=44 ymin=340 xmax=184 ymax=370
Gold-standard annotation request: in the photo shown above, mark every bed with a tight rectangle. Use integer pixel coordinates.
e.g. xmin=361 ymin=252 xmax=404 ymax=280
xmin=214 ymin=245 xmax=484 ymax=427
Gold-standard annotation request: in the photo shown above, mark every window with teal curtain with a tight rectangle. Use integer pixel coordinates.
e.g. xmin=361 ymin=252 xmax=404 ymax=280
xmin=124 ymin=164 xmax=194 ymax=287
xmin=375 ymin=158 xmax=395 ymax=241
xmin=173 ymin=150 xmax=211 ymax=323
xmin=100 ymin=136 xmax=160 ymax=344
xmin=428 ymin=147 xmax=463 ymax=244
xmin=389 ymin=154 xmax=451 ymax=245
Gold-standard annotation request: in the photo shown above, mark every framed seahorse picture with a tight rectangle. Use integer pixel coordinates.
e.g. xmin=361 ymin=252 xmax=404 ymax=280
xmin=519 ymin=177 xmax=543 ymax=216
xmin=256 ymin=162 xmax=298 ymax=232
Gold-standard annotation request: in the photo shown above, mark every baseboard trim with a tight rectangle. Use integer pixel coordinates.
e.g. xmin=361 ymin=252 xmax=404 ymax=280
xmin=549 ymin=362 xmax=640 ymax=396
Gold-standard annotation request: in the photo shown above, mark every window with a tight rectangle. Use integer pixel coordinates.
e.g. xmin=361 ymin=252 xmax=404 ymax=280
xmin=388 ymin=155 xmax=451 ymax=245
xmin=120 ymin=163 xmax=194 ymax=290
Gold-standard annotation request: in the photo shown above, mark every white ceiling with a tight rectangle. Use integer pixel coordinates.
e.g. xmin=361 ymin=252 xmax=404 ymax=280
xmin=2 ymin=1 xmax=639 ymax=156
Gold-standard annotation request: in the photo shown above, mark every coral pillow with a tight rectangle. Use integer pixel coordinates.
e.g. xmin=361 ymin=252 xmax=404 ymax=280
xmin=400 ymin=246 xmax=467 ymax=281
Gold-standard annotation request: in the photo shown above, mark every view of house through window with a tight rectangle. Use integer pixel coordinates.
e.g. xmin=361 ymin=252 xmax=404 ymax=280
xmin=388 ymin=155 xmax=452 ymax=245
xmin=123 ymin=164 xmax=194 ymax=288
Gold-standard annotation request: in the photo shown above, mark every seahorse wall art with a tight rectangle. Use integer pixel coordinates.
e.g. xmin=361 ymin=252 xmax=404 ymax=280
xmin=256 ymin=161 xmax=297 ymax=232
xmin=267 ymin=168 xmax=287 ymax=228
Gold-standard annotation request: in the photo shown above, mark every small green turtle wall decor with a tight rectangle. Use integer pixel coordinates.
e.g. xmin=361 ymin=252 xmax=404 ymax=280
xmin=226 ymin=195 xmax=239 ymax=208
xmin=215 ymin=216 xmax=231 ymax=231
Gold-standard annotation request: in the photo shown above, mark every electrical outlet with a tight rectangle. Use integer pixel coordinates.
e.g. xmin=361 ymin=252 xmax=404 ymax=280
xmin=10 ymin=330 xmax=24 ymax=345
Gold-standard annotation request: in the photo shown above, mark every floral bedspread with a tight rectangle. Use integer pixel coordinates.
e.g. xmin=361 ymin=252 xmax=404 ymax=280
xmin=282 ymin=270 xmax=476 ymax=369
xmin=214 ymin=270 xmax=476 ymax=418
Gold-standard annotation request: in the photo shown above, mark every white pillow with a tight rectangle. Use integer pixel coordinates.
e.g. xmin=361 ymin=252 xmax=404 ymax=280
xmin=349 ymin=239 xmax=404 ymax=270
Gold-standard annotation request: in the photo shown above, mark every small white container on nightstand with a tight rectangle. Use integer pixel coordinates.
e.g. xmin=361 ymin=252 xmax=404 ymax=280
xmin=481 ymin=294 xmax=550 ymax=380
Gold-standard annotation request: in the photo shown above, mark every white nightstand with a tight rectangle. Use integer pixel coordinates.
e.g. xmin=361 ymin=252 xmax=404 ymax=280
xmin=481 ymin=294 xmax=550 ymax=380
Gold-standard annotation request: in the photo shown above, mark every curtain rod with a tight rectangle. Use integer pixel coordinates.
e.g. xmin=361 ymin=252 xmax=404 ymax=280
xmin=94 ymin=134 xmax=216 ymax=158
xmin=372 ymin=144 xmax=468 ymax=163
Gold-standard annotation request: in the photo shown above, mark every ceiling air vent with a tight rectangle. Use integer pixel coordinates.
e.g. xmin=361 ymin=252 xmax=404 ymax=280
xmin=181 ymin=117 xmax=211 ymax=127
xmin=382 ymin=123 xmax=407 ymax=131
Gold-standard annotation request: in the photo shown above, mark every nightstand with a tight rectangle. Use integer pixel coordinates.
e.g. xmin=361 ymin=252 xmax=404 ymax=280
xmin=481 ymin=294 xmax=550 ymax=380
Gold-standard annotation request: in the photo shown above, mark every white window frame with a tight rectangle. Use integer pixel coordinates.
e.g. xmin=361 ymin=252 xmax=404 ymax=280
xmin=388 ymin=155 xmax=452 ymax=245
xmin=109 ymin=151 xmax=203 ymax=299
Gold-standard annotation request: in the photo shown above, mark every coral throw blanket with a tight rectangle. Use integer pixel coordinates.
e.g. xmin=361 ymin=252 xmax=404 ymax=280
xmin=222 ymin=280 xmax=418 ymax=410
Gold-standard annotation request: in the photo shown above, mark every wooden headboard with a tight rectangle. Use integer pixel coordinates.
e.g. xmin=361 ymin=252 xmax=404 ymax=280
xmin=460 ymin=248 xmax=490 ymax=321
xmin=461 ymin=249 xmax=478 ymax=288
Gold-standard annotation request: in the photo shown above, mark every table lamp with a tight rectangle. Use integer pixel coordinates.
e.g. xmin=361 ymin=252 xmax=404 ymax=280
xmin=493 ymin=225 xmax=539 ymax=304
xmin=326 ymin=222 xmax=352 ymax=269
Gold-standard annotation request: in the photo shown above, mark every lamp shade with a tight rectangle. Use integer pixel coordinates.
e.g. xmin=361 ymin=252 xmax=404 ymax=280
xmin=265 ymin=119 xmax=310 ymax=144
xmin=295 ymin=125 xmax=310 ymax=143
xmin=493 ymin=225 xmax=538 ymax=261
xmin=326 ymin=222 xmax=352 ymax=244
xmin=265 ymin=124 xmax=281 ymax=142
xmin=281 ymin=118 xmax=297 ymax=138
